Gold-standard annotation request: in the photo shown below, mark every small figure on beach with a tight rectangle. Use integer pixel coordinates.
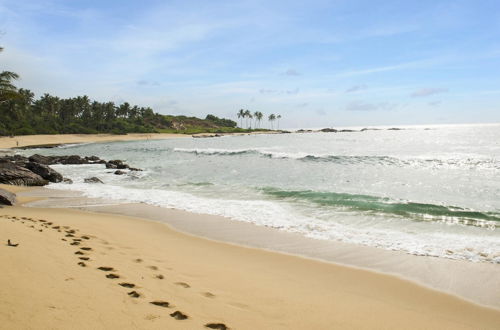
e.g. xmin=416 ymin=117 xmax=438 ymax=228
xmin=7 ymin=239 xmax=19 ymax=247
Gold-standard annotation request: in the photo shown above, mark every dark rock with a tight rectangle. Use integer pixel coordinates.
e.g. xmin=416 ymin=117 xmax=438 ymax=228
xmin=85 ymin=156 xmax=100 ymax=161
xmin=0 ymin=188 xmax=16 ymax=205
xmin=388 ymin=127 xmax=403 ymax=131
xmin=320 ymin=128 xmax=338 ymax=133
xmin=129 ymin=167 xmax=143 ymax=171
xmin=58 ymin=155 xmax=87 ymax=165
xmin=25 ymin=162 xmax=63 ymax=183
xmin=108 ymin=160 xmax=124 ymax=166
xmin=63 ymin=178 xmax=73 ymax=184
xmin=0 ymin=163 xmax=48 ymax=186
xmin=107 ymin=160 xmax=129 ymax=169
xmin=339 ymin=129 xmax=356 ymax=133
xmin=84 ymin=177 xmax=103 ymax=184
xmin=28 ymin=154 xmax=54 ymax=165
xmin=114 ymin=170 xmax=126 ymax=175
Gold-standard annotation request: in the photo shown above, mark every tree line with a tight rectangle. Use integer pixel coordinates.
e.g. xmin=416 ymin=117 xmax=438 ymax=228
xmin=237 ymin=109 xmax=282 ymax=129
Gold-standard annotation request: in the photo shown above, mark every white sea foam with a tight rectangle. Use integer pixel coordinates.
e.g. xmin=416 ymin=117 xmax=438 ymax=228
xmin=48 ymin=179 xmax=500 ymax=264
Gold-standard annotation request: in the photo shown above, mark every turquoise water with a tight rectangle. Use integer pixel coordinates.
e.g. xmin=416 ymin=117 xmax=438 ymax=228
xmin=31 ymin=124 xmax=500 ymax=263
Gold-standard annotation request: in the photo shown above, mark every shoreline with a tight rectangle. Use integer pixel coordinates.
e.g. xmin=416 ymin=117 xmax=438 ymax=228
xmin=0 ymin=133 xmax=188 ymax=150
xmin=20 ymin=187 xmax=500 ymax=310
xmin=1 ymin=185 xmax=500 ymax=329
xmin=0 ymin=131 xmax=282 ymax=150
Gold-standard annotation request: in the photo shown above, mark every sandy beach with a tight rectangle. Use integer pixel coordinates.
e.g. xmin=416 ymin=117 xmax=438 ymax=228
xmin=1 ymin=184 xmax=500 ymax=329
xmin=0 ymin=133 xmax=188 ymax=150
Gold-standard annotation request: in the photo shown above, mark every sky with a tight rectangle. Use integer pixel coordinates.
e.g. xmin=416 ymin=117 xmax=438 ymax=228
xmin=1 ymin=0 xmax=499 ymax=128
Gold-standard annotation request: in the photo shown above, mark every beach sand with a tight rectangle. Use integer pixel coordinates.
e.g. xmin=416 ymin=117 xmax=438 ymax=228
xmin=1 ymin=184 xmax=500 ymax=329
xmin=0 ymin=133 xmax=187 ymax=149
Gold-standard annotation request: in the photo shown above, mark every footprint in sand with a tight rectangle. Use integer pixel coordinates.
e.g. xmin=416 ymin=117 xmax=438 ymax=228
xmin=77 ymin=262 xmax=86 ymax=267
xmin=134 ymin=258 xmax=143 ymax=263
xmin=147 ymin=265 xmax=158 ymax=270
xmin=75 ymin=251 xmax=85 ymax=255
xmin=175 ymin=282 xmax=190 ymax=288
xmin=80 ymin=247 xmax=92 ymax=251
xmin=170 ymin=311 xmax=188 ymax=320
xmin=81 ymin=236 xmax=90 ymax=240
xmin=202 ymin=292 xmax=215 ymax=298
xmin=70 ymin=242 xmax=80 ymax=246
xmin=154 ymin=274 xmax=164 ymax=280
xmin=106 ymin=274 xmax=120 ymax=279
xmin=205 ymin=323 xmax=229 ymax=330
xmin=127 ymin=291 xmax=141 ymax=298
xmin=97 ymin=266 xmax=115 ymax=272
xmin=119 ymin=282 xmax=136 ymax=288
xmin=150 ymin=301 xmax=169 ymax=308
xmin=79 ymin=257 xmax=90 ymax=261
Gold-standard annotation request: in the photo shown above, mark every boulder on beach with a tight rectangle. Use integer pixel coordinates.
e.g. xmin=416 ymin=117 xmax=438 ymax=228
xmin=25 ymin=161 xmax=63 ymax=183
xmin=0 ymin=188 xmax=16 ymax=206
xmin=0 ymin=162 xmax=48 ymax=186
xmin=84 ymin=177 xmax=103 ymax=184
xmin=114 ymin=170 xmax=126 ymax=175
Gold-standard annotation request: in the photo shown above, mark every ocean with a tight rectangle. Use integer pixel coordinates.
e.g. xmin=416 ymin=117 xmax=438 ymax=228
xmin=30 ymin=124 xmax=500 ymax=264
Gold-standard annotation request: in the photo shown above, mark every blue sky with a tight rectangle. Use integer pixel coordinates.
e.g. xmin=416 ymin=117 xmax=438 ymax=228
xmin=1 ymin=0 xmax=499 ymax=128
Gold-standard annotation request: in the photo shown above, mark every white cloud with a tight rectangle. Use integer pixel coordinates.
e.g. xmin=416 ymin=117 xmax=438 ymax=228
xmin=411 ymin=88 xmax=448 ymax=97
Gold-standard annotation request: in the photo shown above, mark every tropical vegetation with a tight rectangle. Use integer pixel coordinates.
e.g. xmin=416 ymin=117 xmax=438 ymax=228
xmin=236 ymin=109 xmax=282 ymax=130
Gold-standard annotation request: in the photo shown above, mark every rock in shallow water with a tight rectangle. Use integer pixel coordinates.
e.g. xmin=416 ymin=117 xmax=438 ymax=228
xmin=25 ymin=161 xmax=63 ymax=183
xmin=84 ymin=177 xmax=103 ymax=184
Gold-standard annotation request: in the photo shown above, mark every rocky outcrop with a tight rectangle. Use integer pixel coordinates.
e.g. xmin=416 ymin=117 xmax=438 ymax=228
xmin=320 ymin=128 xmax=338 ymax=133
xmin=24 ymin=161 xmax=63 ymax=183
xmin=28 ymin=154 xmax=53 ymax=165
xmin=0 ymin=188 xmax=16 ymax=206
xmin=84 ymin=177 xmax=103 ymax=184
xmin=114 ymin=170 xmax=126 ymax=175
xmin=0 ymin=163 xmax=48 ymax=186
xmin=0 ymin=154 xmax=141 ymax=186
xmin=107 ymin=160 xmax=129 ymax=169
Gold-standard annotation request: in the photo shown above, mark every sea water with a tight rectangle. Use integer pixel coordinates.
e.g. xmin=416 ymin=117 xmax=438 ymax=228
xmin=31 ymin=124 xmax=500 ymax=263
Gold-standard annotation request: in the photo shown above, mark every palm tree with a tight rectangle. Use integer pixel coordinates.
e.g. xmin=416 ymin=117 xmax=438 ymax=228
xmin=277 ymin=114 xmax=282 ymax=130
xmin=237 ymin=109 xmax=245 ymax=128
xmin=0 ymin=71 xmax=20 ymax=103
xmin=244 ymin=109 xmax=252 ymax=128
xmin=0 ymin=47 xmax=20 ymax=104
xmin=268 ymin=114 xmax=276 ymax=129
xmin=254 ymin=111 xmax=263 ymax=128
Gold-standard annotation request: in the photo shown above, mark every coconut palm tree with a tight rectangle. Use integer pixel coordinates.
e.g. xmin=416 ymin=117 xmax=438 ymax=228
xmin=276 ymin=114 xmax=282 ymax=130
xmin=244 ymin=109 xmax=252 ymax=128
xmin=254 ymin=111 xmax=263 ymax=128
xmin=268 ymin=114 xmax=276 ymax=129
xmin=237 ymin=109 xmax=245 ymax=128
xmin=0 ymin=48 xmax=20 ymax=104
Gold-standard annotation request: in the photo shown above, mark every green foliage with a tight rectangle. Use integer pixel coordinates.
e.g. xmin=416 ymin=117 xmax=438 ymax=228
xmin=205 ymin=114 xmax=237 ymax=128
xmin=0 ymin=88 xmax=248 ymax=136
